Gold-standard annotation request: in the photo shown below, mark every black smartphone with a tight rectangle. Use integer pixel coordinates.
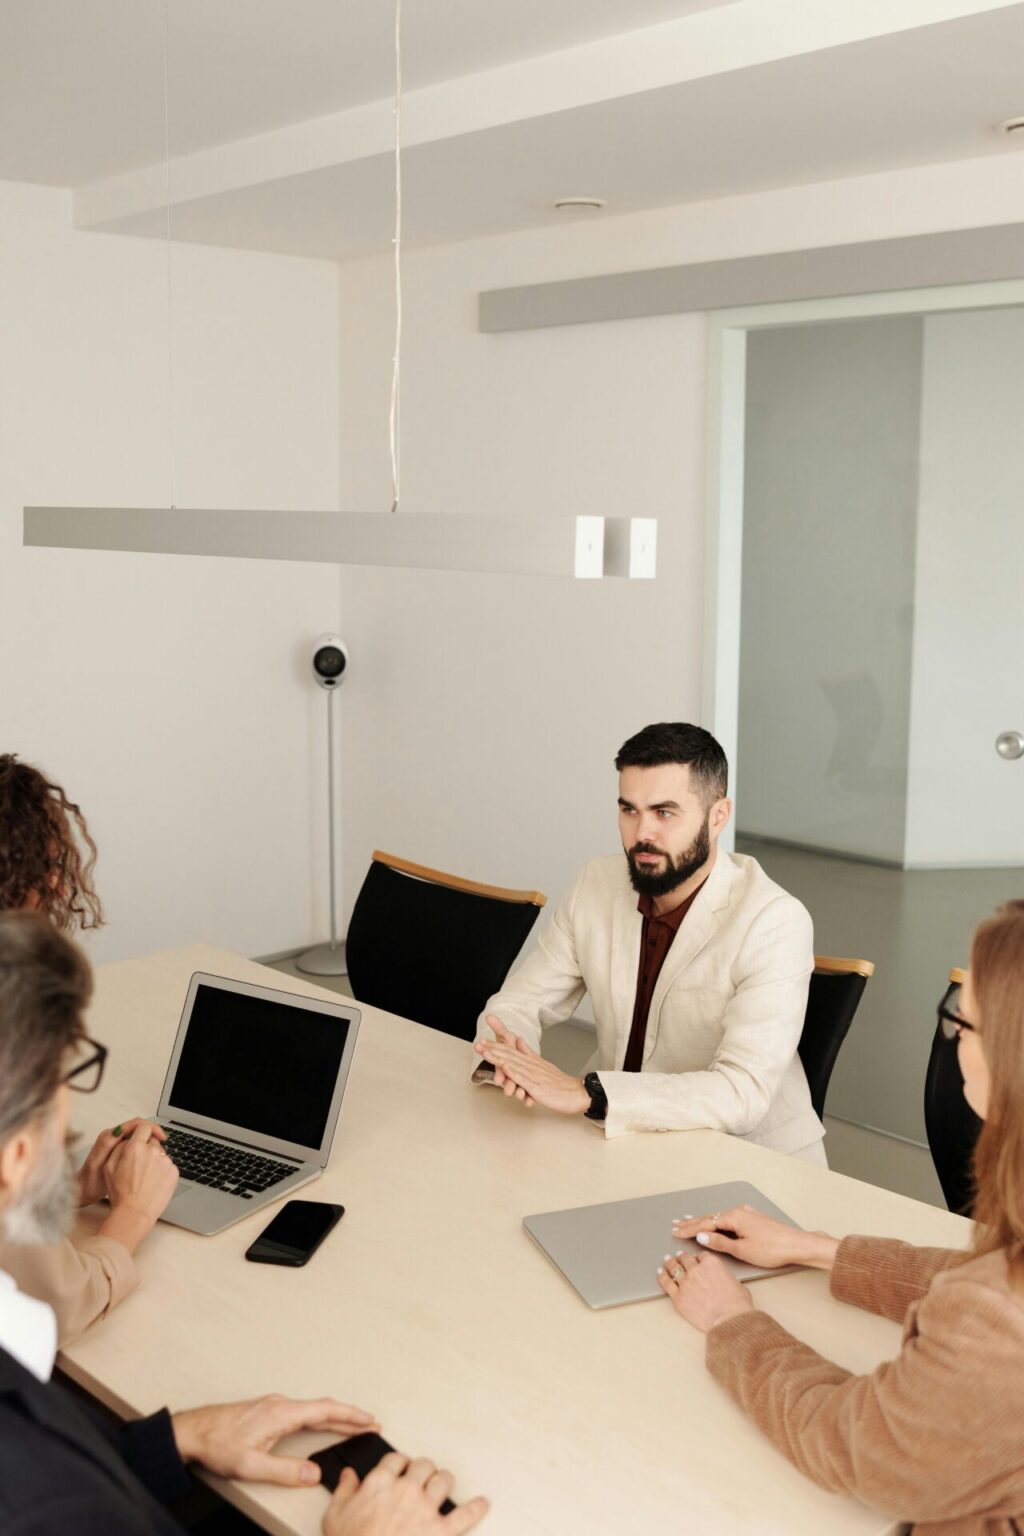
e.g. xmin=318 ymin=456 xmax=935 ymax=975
xmin=311 ymin=1432 xmax=456 ymax=1515
xmin=244 ymin=1200 xmax=344 ymax=1267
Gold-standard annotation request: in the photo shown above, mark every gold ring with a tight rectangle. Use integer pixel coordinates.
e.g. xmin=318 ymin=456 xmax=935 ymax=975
xmin=711 ymin=1212 xmax=722 ymax=1227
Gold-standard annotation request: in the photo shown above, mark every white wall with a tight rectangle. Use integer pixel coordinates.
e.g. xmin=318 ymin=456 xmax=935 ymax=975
xmin=336 ymin=241 xmax=706 ymax=914
xmin=333 ymin=154 xmax=1024 ymax=916
xmin=0 ymin=180 xmax=342 ymax=964
xmin=905 ymin=308 xmax=1024 ymax=866
xmin=737 ymin=318 xmax=923 ymax=862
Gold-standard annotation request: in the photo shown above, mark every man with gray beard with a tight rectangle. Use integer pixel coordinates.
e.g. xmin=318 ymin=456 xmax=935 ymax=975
xmin=0 ymin=913 xmax=488 ymax=1536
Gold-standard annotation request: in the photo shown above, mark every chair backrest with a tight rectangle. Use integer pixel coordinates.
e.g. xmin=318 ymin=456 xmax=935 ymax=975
xmin=345 ymin=850 xmax=546 ymax=1043
xmin=797 ymin=956 xmax=874 ymax=1120
xmin=924 ymin=965 xmax=983 ymax=1215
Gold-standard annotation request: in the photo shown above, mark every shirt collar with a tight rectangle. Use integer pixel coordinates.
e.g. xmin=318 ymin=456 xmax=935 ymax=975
xmin=0 ymin=1268 xmax=57 ymax=1382
xmin=637 ymin=874 xmax=708 ymax=929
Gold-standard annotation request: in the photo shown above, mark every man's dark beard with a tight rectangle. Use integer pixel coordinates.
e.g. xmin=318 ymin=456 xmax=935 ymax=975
xmin=626 ymin=813 xmax=711 ymax=898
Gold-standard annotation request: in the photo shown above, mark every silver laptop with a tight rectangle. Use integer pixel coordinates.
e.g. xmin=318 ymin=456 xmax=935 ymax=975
xmin=523 ymin=1181 xmax=800 ymax=1309
xmin=152 ymin=971 xmax=360 ymax=1235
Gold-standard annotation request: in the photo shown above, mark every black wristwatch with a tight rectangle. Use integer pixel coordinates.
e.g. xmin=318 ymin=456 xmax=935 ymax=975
xmin=583 ymin=1071 xmax=608 ymax=1122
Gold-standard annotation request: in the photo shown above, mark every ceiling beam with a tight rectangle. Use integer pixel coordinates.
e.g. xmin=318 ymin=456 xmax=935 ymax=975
xmin=73 ymin=0 xmax=1016 ymax=237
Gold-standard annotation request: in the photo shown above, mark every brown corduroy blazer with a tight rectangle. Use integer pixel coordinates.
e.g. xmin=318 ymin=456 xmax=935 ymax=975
xmin=707 ymin=1234 xmax=1024 ymax=1536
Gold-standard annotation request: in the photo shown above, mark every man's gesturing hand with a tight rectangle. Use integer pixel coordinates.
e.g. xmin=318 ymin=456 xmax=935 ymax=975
xmin=474 ymin=1021 xmax=588 ymax=1116
xmin=172 ymin=1395 xmax=379 ymax=1486
xmin=474 ymin=1016 xmax=535 ymax=1106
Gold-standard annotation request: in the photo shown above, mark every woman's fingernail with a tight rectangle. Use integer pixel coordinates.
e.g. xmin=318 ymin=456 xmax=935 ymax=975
xmin=696 ymin=1232 xmax=710 ymax=1246
xmin=300 ymin=1463 xmax=320 ymax=1485
xmin=111 ymin=1125 xmax=124 ymax=1137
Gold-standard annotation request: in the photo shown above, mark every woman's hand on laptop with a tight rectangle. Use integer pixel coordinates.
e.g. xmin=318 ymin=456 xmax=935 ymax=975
xmin=96 ymin=1120 xmax=179 ymax=1253
xmin=323 ymin=1451 xmax=490 ymax=1534
xmin=671 ymin=1205 xmax=839 ymax=1272
xmin=172 ymin=1394 xmax=379 ymax=1487
xmin=77 ymin=1117 xmax=167 ymax=1207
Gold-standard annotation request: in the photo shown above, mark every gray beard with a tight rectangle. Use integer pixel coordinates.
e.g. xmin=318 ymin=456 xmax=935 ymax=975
xmin=3 ymin=1134 xmax=77 ymax=1247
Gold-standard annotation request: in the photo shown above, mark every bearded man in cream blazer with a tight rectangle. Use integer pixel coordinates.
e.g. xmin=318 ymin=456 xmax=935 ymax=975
xmin=474 ymin=722 xmax=826 ymax=1164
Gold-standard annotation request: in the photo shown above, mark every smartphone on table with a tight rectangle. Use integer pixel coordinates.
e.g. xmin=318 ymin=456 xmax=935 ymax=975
xmin=244 ymin=1200 xmax=344 ymax=1267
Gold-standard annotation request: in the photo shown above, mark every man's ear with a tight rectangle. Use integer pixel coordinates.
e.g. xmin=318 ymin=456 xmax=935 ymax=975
xmin=711 ymin=797 xmax=732 ymax=836
xmin=0 ymin=1118 xmax=45 ymax=1206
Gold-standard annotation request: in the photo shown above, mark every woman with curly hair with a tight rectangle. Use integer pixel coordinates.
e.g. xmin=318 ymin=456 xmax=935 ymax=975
xmin=0 ymin=754 xmax=177 ymax=1342
xmin=0 ymin=753 xmax=103 ymax=932
xmin=662 ymin=899 xmax=1024 ymax=1535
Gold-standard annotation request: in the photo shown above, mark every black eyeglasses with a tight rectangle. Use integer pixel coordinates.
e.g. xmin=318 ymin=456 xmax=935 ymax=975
xmin=61 ymin=1036 xmax=108 ymax=1093
xmin=937 ymin=982 xmax=977 ymax=1041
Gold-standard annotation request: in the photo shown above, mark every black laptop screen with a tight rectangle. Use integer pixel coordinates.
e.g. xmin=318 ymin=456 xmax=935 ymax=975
xmin=168 ymin=985 xmax=350 ymax=1150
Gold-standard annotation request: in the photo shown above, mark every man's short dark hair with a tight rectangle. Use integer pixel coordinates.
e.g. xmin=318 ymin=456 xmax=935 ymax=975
xmin=615 ymin=723 xmax=728 ymax=807
xmin=0 ymin=912 xmax=90 ymax=1142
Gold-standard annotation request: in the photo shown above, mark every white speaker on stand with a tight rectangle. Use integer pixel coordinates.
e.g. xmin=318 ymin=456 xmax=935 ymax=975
xmin=296 ymin=635 xmax=349 ymax=977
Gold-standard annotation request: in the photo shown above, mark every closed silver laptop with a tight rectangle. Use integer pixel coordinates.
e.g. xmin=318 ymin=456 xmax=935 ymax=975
xmin=153 ymin=971 xmax=360 ymax=1235
xmin=523 ymin=1181 xmax=800 ymax=1309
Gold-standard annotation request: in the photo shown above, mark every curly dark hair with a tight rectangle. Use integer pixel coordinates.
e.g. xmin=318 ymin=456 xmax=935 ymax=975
xmin=0 ymin=755 xmax=103 ymax=932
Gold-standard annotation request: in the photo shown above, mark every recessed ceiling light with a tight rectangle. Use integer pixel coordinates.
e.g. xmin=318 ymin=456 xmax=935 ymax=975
xmin=994 ymin=116 xmax=1024 ymax=136
xmin=552 ymin=197 xmax=607 ymax=213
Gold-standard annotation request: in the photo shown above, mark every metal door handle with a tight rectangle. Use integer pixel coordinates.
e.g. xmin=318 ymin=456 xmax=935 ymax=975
xmin=996 ymin=731 xmax=1024 ymax=760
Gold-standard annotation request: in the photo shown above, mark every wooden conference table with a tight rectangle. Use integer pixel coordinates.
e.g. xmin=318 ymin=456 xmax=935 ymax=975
xmin=61 ymin=945 xmax=972 ymax=1536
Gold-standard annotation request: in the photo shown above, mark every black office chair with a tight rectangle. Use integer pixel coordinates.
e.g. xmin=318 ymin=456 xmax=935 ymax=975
xmin=797 ymin=956 xmax=874 ymax=1120
xmin=924 ymin=966 xmax=983 ymax=1215
xmin=345 ymin=849 xmax=546 ymax=1042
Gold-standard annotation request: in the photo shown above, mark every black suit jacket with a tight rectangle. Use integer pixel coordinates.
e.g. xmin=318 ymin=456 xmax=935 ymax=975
xmin=0 ymin=1343 xmax=192 ymax=1534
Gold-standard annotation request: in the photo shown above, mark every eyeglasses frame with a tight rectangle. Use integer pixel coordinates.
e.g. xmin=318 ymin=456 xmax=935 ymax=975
xmin=937 ymin=982 xmax=977 ymax=1041
xmin=62 ymin=1035 xmax=108 ymax=1093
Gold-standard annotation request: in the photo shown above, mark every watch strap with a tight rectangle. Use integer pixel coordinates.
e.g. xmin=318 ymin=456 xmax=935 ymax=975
xmin=583 ymin=1071 xmax=608 ymax=1121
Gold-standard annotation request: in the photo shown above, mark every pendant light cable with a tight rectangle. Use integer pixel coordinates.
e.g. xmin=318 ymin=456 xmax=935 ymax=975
xmin=162 ymin=0 xmax=177 ymax=510
xmin=388 ymin=0 xmax=402 ymax=513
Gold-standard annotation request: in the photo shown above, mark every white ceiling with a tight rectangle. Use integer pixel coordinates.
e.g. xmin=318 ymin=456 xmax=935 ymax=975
xmin=0 ymin=0 xmax=735 ymax=185
xmin=97 ymin=5 xmax=1024 ymax=260
xmin=2 ymin=0 xmax=1024 ymax=260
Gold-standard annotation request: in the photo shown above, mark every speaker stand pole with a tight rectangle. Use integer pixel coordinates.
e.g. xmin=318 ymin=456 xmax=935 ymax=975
xmin=296 ymin=684 xmax=347 ymax=976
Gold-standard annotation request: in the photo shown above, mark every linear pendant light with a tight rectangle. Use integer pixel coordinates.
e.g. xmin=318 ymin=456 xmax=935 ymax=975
xmin=23 ymin=507 xmax=657 ymax=578
xmin=21 ymin=3 xmax=657 ymax=582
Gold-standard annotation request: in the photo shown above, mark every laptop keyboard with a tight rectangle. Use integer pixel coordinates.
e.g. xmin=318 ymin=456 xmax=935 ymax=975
xmin=161 ymin=1127 xmax=297 ymax=1199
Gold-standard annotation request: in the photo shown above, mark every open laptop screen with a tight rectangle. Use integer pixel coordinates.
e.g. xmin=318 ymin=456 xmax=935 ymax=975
xmin=166 ymin=982 xmax=351 ymax=1151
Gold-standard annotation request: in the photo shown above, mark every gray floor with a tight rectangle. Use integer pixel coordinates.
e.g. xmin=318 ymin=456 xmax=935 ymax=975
xmin=737 ymin=834 xmax=1022 ymax=1151
xmin=265 ymin=952 xmax=948 ymax=1208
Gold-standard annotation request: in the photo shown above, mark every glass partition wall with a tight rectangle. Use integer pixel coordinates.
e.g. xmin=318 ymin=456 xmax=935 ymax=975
xmin=724 ymin=299 xmax=1024 ymax=1198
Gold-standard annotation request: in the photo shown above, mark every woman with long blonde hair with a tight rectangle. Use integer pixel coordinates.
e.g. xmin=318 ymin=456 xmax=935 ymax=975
xmin=662 ymin=900 xmax=1024 ymax=1535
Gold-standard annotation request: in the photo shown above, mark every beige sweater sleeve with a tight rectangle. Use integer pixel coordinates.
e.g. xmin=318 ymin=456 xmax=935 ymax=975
xmin=705 ymin=1275 xmax=1024 ymax=1524
xmin=829 ymin=1234 xmax=963 ymax=1322
xmin=0 ymin=1233 xmax=138 ymax=1345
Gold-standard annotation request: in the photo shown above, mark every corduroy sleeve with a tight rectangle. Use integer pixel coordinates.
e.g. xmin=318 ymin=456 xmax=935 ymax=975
xmin=705 ymin=1279 xmax=1024 ymax=1523
xmin=829 ymin=1235 xmax=962 ymax=1323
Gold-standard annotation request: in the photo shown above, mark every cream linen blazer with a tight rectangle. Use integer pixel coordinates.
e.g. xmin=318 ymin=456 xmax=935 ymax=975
xmin=480 ymin=851 xmax=824 ymax=1151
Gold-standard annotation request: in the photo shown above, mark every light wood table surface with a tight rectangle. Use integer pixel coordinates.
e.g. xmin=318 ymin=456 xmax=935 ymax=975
xmin=61 ymin=945 xmax=972 ymax=1536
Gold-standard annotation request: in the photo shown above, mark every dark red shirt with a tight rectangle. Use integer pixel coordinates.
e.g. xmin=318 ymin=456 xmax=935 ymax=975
xmin=622 ymin=881 xmax=706 ymax=1072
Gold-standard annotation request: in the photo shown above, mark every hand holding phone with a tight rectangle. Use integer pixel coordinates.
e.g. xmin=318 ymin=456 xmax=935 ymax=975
xmin=312 ymin=1433 xmax=456 ymax=1514
xmin=245 ymin=1200 xmax=344 ymax=1266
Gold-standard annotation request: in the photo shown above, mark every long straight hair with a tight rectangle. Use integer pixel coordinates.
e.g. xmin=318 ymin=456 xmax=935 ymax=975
xmin=970 ymin=900 xmax=1024 ymax=1282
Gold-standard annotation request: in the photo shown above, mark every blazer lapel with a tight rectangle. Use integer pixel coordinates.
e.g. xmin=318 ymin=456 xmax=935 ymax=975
xmin=609 ymin=884 xmax=643 ymax=1063
xmin=642 ymin=853 xmax=734 ymax=1063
